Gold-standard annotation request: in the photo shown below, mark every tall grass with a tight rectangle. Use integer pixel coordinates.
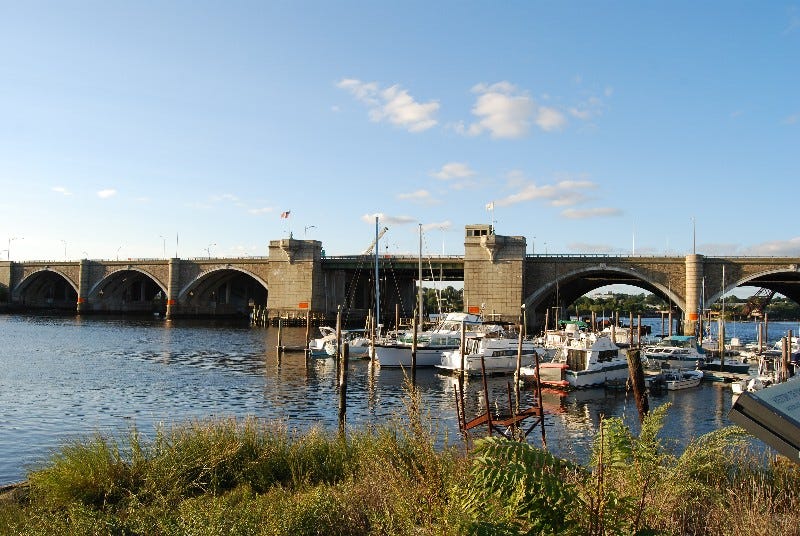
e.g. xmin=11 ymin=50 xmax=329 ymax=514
xmin=2 ymin=392 xmax=800 ymax=535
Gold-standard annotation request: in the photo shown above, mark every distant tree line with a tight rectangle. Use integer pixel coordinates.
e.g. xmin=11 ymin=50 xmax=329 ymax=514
xmin=422 ymin=286 xmax=463 ymax=314
xmin=572 ymin=292 xmax=800 ymax=321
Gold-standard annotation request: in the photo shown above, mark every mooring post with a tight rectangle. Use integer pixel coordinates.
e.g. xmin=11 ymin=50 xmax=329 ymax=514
xmin=514 ymin=324 xmax=523 ymax=413
xmin=304 ymin=310 xmax=311 ymax=357
xmin=411 ymin=314 xmax=417 ymax=386
xmin=480 ymin=353 xmax=492 ymax=437
xmin=533 ymin=349 xmax=546 ymax=449
xmin=338 ymin=342 xmax=349 ymax=436
xmin=276 ymin=317 xmax=283 ymax=362
xmin=626 ymin=349 xmax=649 ymax=422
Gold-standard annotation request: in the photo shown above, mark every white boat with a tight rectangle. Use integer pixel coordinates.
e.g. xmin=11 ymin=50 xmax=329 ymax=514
xmin=437 ymin=327 xmax=543 ymax=375
xmin=372 ymin=312 xmax=483 ymax=368
xmin=643 ymin=335 xmax=706 ymax=369
xmin=646 ymin=368 xmax=703 ymax=391
xmin=309 ymin=327 xmax=370 ymax=358
xmin=521 ymin=335 xmax=629 ymax=389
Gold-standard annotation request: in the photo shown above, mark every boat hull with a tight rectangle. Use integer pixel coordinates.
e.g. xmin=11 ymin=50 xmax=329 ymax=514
xmin=372 ymin=344 xmax=449 ymax=367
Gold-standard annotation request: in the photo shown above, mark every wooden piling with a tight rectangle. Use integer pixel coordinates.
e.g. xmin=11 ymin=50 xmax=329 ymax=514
xmin=480 ymin=353 xmax=492 ymax=437
xmin=276 ymin=317 xmax=283 ymax=362
xmin=514 ymin=324 xmax=523 ymax=413
xmin=304 ymin=310 xmax=311 ymax=357
xmin=637 ymin=314 xmax=642 ymax=349
xmin=459 ymin=320 xmax=466 ymax=378
xmin=411 ymin=314 xmax=418 ymax=385
xmin=338 ymin=342 xmax=349 ymax=436
xmin=533 ymin=349 xmax=547 ymax=449
xmin=626 ymin=349 xmax=649 ymax=422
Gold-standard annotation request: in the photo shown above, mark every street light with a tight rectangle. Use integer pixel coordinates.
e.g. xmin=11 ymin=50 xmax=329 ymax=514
xmin=116 ymin=245 xmax=123 ymax=261
xmin=532 ymin=236 xmax=536 ymax=255
xmin=304 ymin=225 xmax=316 ymax=236
xmin=159 ymin=236 xmax=167 ymax=258
xmin=206 ymin=243 xmax=216 ymax=259
xmin=60 ymin=239 xmax=67 ymax=260
xmin=7 ymin=236 xmax=23 ymax=261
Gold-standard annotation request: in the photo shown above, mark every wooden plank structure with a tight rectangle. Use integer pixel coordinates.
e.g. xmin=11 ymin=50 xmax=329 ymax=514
xmin=454 ymin=350 xmax=547 ymax=447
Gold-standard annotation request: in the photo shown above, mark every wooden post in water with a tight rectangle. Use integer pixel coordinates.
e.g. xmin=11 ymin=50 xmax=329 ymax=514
xmin=544 ymin=308 xmax=550 ymax=334
xmin=338 ymin=342 xmax=349 ymax=436
xmin=611 ymin=312 xmax=616 ymax=344
xmin=533 ymin=349 xmax=546 ymax=449
xmin=514 ymin=324 xmax=523 ymax=413
xmin=629 ymin=312 xmax=634 ymax=347
xmin=757 ymin=321 xmax=763 ymax=355
xmin=668 ymin=308 xmax=673 ymax=336
xmin=637 ymin=314 xmax=642 ymax=349
xmin=276 ymin=317 xmax=283 ymax=362
xmin=411 ymin=314 xmax=418 ymax=385
xmin=626 ymin=349 xmax=649 ymax=422
xmin=395 ymin=303 xmax=400 ymax=339
xmin=459 ymin=320 xmax=467 ymax=377
xmin=335 ymin=306 xmax=342 ymax=375
xmin=480 ymin=353 xmax=492 ymax=437
xmin=305 ymin=310 xmax=311 ymax=357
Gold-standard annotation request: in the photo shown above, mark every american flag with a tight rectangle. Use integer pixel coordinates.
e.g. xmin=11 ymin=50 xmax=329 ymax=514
xmin=280 ymin=211 xmax=291 ymax=219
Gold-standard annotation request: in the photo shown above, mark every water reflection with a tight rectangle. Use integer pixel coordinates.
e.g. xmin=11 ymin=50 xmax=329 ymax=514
xmin=0 ymin=314 xmax=756 ymax=485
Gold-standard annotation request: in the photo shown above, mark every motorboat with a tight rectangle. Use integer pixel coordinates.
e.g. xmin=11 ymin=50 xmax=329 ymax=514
xmin=646 ymin=368 xmax=703 ymax=391
xmin=309 ymin=326 xmax=370 ymax=358
xmin=643 ymin=335 xmax=706 ymax=369
xmin=372 ymin=312 xmax=483 ymax=367
xmin=521 ymin=335 xmax=629 ymax=389
xmin=437 ymin=328 xmax=543 ymax=375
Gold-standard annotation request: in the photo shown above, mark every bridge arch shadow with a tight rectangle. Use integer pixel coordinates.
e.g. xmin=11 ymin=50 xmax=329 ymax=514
xmin=706 ymin=267 xmax=800 ymax=308
xmin=11 ymin=267 xmax=78 ymax=311
xmin=178 ymin=267 xmax=268 ymax=317
xmin=13 ymin=268 xmax=79 ymax=311
xmin=524 ymin=265 xmax=684 ymax=329
xmin=88 ymin=268 xmax=168 ymax=315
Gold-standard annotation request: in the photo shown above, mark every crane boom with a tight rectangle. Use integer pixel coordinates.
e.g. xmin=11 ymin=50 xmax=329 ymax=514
xmin=363 ymin=226 xmax=388 ymax=254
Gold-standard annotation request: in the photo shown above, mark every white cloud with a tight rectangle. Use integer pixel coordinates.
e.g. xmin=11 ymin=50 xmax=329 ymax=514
xmin=536 ymin=106 xmax=567 ymax=131
xmin=248 ymin=207 xmax=273 ymax=215
xmin=52 ymin=186 xmax=72 ymax=196
xmin=97 ymin=189 xmax=117 ymax=199
xmin=743 ymin=237 xmax=800 ymax=256
xmin=431 ymin=162 xmax=476 ymax=180
xmin=361 ymin=213 xmax=417 ymax=225
xmin=463 ymin=82 xmax=535 ymax=139
xmin=561 ymin=207 xmax=622 ymax=219
xmin=337 ymin=78 xmax=439 ymax=132
xmin=397 ymin=189 xmax=439 ymax=205
xmin=421 ymin=220 xmax=452 ymax=232
xmin=495 ymin=179 xmax=598 ymax=208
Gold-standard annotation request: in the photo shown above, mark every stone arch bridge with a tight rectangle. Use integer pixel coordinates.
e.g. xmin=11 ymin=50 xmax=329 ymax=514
xmin=2 ymin=227 xmax=799 ymax=335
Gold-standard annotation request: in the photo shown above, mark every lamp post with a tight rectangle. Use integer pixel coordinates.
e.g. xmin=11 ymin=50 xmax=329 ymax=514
xmin=304 ymin=225 xmax=316 ymax=236
xmin=532 ymin=236 xmax=536 ymax=255
xmin=159 ymin=236 xmax=167 ymax=258
xmin=116 ymin=245 xmax=123 ymax=261
xmin=60 ymin=239 xmax=67 ymax=260
xmin=206 ymin=243 xmax=216 ymax=259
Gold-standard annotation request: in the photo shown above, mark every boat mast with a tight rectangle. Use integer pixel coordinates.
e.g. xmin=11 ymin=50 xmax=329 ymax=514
xmin=418 ymin=223 xmax=424 ymax=328
xmin=375 ymin=216 xmax=380 ymax=335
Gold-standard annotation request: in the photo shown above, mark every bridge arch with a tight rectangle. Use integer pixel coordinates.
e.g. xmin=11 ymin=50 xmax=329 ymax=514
xmin=178 ymin=267 xmax=268 ymax=316
xmin=524 ymin=264 xmax=685 ymax=328
xmin=88 ymin=268 xmax=168 ymax=314
xmin=705 ymin=266 xmax=800 ymax=309
xmin=13 ymin=268 xmax=79 ymax=310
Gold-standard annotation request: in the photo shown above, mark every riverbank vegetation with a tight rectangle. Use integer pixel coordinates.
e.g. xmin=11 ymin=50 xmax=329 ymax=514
xmin=1 ymin=392 xmax=799 ymax=535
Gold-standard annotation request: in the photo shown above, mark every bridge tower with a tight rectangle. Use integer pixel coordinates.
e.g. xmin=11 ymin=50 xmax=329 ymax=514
xmin=463 ymin=224 xmax=527 ymax=323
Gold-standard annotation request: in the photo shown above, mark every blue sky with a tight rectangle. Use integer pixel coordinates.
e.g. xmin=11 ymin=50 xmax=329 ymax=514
xmin=1 ymin=1 xmax=798 ymax=264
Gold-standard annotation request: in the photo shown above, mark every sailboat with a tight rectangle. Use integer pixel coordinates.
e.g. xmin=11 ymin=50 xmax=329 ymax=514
xmin=372 ymin=224 xmax=483 ymax=367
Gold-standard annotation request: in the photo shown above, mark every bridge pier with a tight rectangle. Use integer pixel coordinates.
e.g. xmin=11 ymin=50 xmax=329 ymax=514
xmin=684 ymin=254 xmax=704 ymax=336
xmin=165 ymin=258 xmax=180 ymax=319
xmin=76 ymin=259 xmax=90 ymax=313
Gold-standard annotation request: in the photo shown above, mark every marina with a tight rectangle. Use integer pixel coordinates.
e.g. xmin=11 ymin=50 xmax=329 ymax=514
xmin=2 ymin=313 xmax=795 ymax=487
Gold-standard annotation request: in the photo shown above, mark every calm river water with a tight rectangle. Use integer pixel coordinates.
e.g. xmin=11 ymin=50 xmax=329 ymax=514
xmin=1 ymin=314 xmax=795 ymax=485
